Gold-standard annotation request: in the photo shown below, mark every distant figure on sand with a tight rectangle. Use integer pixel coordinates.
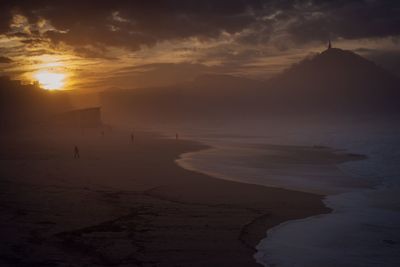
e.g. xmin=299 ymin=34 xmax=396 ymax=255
xmin=74 ymin=146 xmax=80 ymax=159
xmin=101 ymin=130 xmax=104 ymax=137
xmin=176 ymin=133 xmax=179 ymax=140
xmin=131 ymin=133 xmax=134 ymax=143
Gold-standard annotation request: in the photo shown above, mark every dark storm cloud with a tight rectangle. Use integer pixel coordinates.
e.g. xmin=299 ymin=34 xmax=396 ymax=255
xmin=1 ymin=0 xmax=399 ymax=51
xmin=0 ymin=0 xmax=265 ymax=50
xmin=285 ymin=0 xmax=400 ymax=43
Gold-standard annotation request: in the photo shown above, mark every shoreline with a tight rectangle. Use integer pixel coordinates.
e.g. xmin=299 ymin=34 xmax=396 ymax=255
xmin=175 ymin=141 xmax=369 ymax=261
xmin=0 ymin=129 xmax=331 ymax=266
xmin=175 ymin=146 xmax=333 ymax=249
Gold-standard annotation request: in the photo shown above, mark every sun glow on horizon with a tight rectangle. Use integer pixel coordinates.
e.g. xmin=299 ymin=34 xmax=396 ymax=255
xmin=34 ymin=70 xmax=67 ymax=90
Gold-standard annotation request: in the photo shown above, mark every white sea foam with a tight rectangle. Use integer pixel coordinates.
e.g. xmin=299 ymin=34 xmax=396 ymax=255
xmin=176 ymin=119 xmax=400 ymax=267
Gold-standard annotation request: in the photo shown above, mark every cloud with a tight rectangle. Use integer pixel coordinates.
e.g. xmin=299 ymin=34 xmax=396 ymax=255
xmin=73 ymin=46 xmax=117 ymax=60
xmin=1 ymin=0 xmax=400 ymax=89
xmin=0 ymin=56 xmax=12 ymax=63
xmin=284 ymin=1 xmax=400 ymax=43
xmin=0 ymin=1 xmax=265 ymax=49
xmin=76 ymin=62 xmax=234 ymax=90
xmin=2 ymin=1 xmax=400 ymax=61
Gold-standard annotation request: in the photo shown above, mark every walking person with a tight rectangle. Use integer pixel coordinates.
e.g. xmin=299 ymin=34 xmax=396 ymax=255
xmin=74 ymin=145 xmax=80 ymax=159
xmin=131 ymin=133 xmax=134 ymax=144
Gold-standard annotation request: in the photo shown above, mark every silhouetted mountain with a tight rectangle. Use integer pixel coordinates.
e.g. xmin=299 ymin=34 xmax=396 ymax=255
xmin=267 ymin=48 xmax=400 ymax=114
xmin=100 ymin=74 xmax=266 ymax=124
xmin=101 ymin=48 xmax=400 ymax=125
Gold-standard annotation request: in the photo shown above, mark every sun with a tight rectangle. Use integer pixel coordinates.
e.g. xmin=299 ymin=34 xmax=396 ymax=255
xmin=34 ymin=70 xmax=66 ymax=90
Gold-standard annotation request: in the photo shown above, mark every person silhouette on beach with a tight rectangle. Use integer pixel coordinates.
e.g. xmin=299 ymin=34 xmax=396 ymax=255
xmin=131 ymin=133 xmax=134 ymax=143
xmin=74 ymin=146 xmax=80 ymax=159
xmin=176 ymin=133 xmax=179 ymax=140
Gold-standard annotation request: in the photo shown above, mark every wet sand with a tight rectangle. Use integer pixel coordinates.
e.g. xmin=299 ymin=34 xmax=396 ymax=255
xmin=0 ymin=129 xmax=358 ymax=267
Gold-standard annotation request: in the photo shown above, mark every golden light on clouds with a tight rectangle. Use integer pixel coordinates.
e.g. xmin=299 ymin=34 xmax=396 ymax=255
xmin=26 ymin=54 xmax=77 ymax=90
xmin=34 ymin=70 xmax=67 ymax=90
xmin=1 ymin=11 xmax=399 ymax=92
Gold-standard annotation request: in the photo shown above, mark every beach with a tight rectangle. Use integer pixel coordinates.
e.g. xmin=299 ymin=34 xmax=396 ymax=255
xmin=0 ymin=128 xmax=357 ymax=267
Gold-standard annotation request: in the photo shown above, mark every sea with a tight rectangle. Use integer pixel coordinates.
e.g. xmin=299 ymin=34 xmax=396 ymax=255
xmin=168 ymin=117 xmax=400 ymax=267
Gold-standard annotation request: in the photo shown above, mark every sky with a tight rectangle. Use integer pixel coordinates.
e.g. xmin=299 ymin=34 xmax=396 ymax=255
xmin=0 ymin=0 xmax=399 ymax=91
